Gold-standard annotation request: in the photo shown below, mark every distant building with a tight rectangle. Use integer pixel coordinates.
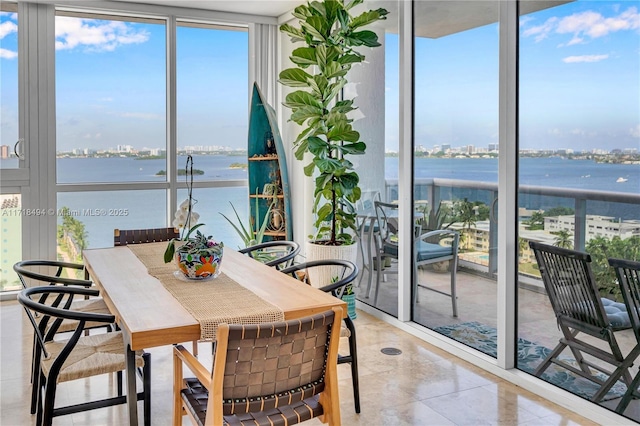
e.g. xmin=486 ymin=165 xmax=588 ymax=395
xmin=0 ymin=145 xmax=9 ymax=159
xmin=0 ymin=195 xmax=22 ymax=291
xmin=544 ymin=215 xmax=640 ymax=240
xmin=488 ymin=143 xmax=498 ymax=152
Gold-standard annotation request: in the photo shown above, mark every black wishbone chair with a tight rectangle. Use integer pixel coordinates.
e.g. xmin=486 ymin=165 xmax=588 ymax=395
xmin=280 ymin=259 xmax=361 ymax=413
xmin=19 ymin=286 xmax=151 ymax=426
xmin=238 ymin=240 xmax=300 ymax=270
xmin=13 ymin=260 xmax=114 ymax=414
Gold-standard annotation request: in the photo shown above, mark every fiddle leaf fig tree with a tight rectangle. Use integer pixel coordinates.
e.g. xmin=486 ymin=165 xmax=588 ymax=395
xmin=279 ymin=0 xmax=388 ymax=246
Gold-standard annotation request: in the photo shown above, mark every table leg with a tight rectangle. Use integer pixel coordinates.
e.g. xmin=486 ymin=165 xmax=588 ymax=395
xmin=125 ymin=343 xmax=139 ymax=426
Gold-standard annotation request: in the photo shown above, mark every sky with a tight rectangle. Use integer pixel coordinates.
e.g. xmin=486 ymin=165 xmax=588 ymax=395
xmin=1 ymin=1 xmax=639 ymax=153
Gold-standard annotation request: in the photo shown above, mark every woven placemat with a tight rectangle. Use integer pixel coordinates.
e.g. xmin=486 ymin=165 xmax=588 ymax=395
xmin=127 ymin=243 xmax=284 ymax=340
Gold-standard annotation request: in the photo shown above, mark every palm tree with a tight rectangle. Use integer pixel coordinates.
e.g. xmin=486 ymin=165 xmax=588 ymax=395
xmin=553 ymin=230 xmax=573 ymax=249
xmin=518 ymin=237 xmax=528 ymax=263
xmin=453 ymin=199 xmax=478 ymax=251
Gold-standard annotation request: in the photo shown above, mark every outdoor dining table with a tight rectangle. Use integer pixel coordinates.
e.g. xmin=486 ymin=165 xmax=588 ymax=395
xmin=83 ymin=242 xmax=347 ymax=426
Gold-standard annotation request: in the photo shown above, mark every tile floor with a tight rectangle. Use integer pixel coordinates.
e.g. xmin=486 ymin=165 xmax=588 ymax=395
xmin=1 ymin=299 xmax=600 ymax=426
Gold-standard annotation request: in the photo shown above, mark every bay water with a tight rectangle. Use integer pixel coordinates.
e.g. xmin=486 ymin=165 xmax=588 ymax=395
xmin=44 ymin=155 xmax=640 ymax=248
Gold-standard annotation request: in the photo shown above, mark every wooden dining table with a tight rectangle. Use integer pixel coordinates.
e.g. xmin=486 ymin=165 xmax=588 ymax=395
xmin=83 ymin=243 xmax=347 ymax=426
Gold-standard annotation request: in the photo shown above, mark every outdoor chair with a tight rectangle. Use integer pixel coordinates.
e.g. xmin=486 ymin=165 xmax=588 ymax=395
xmin=608 ymin=257 xmax=640 ymax=414
xmin=238 ymin=240 xmax=300 ymax=270
xmin=114 ymin=227 xmax=180 ymax=246
xmin=114 ymin=227 xmax=198 ymax=355
xmin=280 ymin=259 xmax=361 ymax=413
xmin=355 ymin=190 xmax=381 ymax=289
xmin=13 ymin=260 xmax=113 ymax=414
xmin=173 ymin=307 xmax=343 ymax=426
xmin=18 ymin=285 xmax=151 ymax=426
xmin=371 ymin=201 xmax=460 ymax=316
xmin=529 ymin=241 xmax=635 ymax=403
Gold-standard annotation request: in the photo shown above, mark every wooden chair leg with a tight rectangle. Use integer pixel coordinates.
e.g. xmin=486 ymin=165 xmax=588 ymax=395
xmin=192 ymin=340 xmax=198 ymax=357
xmin=173 ymin=347 xmax=184 ymax=426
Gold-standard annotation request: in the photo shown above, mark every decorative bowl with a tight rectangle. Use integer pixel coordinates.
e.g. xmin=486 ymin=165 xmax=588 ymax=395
xmin=175 ymin=248 xmax=223 ymax=280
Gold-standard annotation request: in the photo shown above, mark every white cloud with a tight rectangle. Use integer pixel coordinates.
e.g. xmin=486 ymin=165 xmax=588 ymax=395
xmin=55 ymin=17 xmax=149 ymax=52
xmin=630 ymin=124 xmax=640 ymax=138
xmin=0 ymin=19 xmax=17 ymax=39
xmin=0 ymin=47 xmax=17 ymax=59
xmin=523 ymin=6 xmax=640 ymax=44
xmin=563 ymin=54 xmax=609 ymax=63
xmin=522 ymin=17 xmax=558 ymax=42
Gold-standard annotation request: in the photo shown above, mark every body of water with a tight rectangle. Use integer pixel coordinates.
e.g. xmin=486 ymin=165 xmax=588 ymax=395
xmin=4 ymin=155 xmax=638 ymax=249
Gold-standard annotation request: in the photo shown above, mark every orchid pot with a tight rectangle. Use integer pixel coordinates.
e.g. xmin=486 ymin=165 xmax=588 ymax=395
xmin=174 ymin=231 xmax=224 ymax=280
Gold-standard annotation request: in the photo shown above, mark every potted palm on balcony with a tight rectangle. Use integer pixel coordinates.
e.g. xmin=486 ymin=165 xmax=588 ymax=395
xmin=279 ymin=0 xmax=388 ymax=284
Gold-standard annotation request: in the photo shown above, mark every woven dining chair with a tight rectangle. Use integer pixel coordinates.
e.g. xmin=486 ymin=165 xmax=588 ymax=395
xmin=529 ymin=241 xmax=635 ymax=403
xmin=114 ymin=227 xmax=180 ymax=246
xmin=608 ymin=257 xmax=640 ymax=414
xmin=173 ymin=307 xmax=343 ymax=426
xmin=238 ymin=240 xmax=300 ymax=270
xmin=280 ymin=259 xmax=361 ymax=414
xmin=19 ymin=285 xmax=151 ymax=426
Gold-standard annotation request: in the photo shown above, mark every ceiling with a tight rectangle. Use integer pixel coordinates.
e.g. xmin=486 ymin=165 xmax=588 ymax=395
xmin=112 ymin=0 xmax=301 ymax=17
xmin=112 ymin=0 xmax=571 ymax=38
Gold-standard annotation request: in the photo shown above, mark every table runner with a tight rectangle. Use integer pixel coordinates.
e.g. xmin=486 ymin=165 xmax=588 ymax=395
xmin=127 ymin=242 xmax=284 ymax=340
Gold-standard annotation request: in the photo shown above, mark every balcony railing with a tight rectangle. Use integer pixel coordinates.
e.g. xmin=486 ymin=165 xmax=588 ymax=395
xmin=385 ymin=178 xmax=640 ymax=275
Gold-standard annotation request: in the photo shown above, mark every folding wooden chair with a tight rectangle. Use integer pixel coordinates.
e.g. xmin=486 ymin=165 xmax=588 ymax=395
xmin=529 ymin=242 xmax=635 ymax=402
xmin=608 ymin=257 xmax=640 ymax=413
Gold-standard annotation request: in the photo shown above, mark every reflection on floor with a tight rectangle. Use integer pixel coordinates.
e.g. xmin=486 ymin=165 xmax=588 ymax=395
xmin=1 ymin=300 xmax=598 ymax=425
xmin=355 ymin=259 xmax=640 ymax=422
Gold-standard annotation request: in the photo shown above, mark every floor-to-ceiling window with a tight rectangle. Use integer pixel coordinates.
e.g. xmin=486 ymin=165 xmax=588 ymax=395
xmin=0 ymin=3 xmax=22 ymax=292
xmin=411 ymin=1 xmax=500 ymax=351
xmin=517 ymin=0 xmax=640 ymax=416
xmin=56 ymin=13 xmax=168 ymax=255
xmin=176 ymin=21 xmax=248 ymax=249
xmin=54 ymin=10 xmax=249 ymax=262
xmin=352 ymin=1 xmax=400 ymax=318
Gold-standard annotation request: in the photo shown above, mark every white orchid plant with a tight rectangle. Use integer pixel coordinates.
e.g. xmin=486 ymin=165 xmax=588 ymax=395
xmin=164 ymin=155 xmax=222 ymax=263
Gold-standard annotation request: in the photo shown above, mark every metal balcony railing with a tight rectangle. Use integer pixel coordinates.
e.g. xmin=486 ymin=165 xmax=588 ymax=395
xmin=385 ymin=178 xmax=640 ymax=275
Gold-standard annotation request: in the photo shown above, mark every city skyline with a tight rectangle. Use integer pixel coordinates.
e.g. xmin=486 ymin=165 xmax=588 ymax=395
xmin=1 ymin=2 xmax=639 ymax=153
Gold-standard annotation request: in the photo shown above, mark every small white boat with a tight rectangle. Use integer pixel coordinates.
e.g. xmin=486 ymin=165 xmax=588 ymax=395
xmin=616 ymin=177 xmax=628 ymax=183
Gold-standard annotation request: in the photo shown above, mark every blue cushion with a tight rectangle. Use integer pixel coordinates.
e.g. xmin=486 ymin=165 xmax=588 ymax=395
xmin=382 ymin=240 xmax=453 ymax=262
xmin=601 ymin=297 xmax=631 ymax=328
xmin=416 ymin=240 xmax=453 ymax=262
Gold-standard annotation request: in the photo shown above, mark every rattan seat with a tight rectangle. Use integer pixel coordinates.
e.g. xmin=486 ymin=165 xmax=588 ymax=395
xmin=41 ymin=331 xmax=145 ymax=382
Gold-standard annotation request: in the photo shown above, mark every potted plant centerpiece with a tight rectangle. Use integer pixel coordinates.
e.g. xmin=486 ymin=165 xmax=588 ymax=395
xmin=278 ymin=0 xmax=388 ymax=284
xmin=164 ymin=155 xmax=224 ymax=280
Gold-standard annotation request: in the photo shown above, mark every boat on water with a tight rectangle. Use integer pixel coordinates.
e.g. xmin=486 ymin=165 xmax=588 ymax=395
xmin=616 ymin=177 xmax=628 ymax=183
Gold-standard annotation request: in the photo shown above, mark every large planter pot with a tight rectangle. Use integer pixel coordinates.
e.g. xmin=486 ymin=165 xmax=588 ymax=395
xmin=175 ymin=247 xmax=223 ymax=280
xmin=304 ymin=241 xmax=358 ymax=289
